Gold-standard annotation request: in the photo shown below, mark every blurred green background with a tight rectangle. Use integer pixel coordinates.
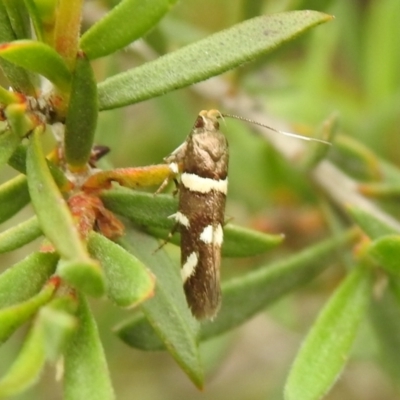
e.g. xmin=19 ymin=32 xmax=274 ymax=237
xmin=1 ymin=0 xmax=400 ymax=398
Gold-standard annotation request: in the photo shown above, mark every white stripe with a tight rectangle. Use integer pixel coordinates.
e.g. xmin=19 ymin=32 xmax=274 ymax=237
xmin=181 ymin=173 xmax=228 ymax=194
xmin=214 ymin=224 xmax=224 ymax=246
xmin=181 ymin=252 xmax=198 ymax=282
xmin=168 ymin=162 xmax=179 ymax=174
xmin=199 ymin=225 xmax=213 ymax=244
xmin=168 ymin=211 xmax=190 ymax=228
xmin=199 ymin=224 xmax=224 ymax=246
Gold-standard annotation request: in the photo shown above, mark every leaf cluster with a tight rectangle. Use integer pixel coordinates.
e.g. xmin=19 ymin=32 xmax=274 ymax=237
xmin=0 ymin=1 xmax=399 ymax=400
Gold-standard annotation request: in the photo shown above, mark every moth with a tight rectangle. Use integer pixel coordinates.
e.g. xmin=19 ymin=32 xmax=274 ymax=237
xmin=164 ymin=110 xmax=330 ymax=320
xmin=165 ymin=110 xmax=227 ymax=320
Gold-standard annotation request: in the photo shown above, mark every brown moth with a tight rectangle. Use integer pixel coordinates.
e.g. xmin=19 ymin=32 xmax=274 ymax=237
xmin=165 ymin=110 xmax=228 ymax=320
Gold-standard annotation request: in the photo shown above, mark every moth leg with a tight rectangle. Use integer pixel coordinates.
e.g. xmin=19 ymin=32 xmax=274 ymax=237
xmin=153 ymin=222 xmax=179 ymax=253
xmin=172 ymin=178 xmax=180 ymax=196
xmin=154 ymin=161 xmax=181 ymax=195
xmin=223 ymin=215 xmax=234 ymax=225
xmin=154 ymin=176 xmax=170 ymax=195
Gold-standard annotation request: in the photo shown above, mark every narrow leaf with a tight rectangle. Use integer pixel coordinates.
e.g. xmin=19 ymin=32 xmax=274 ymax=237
xmin=0 ymin=2 xmax=37 ymax=94
xmin=116 ymin=313 xmax=165 ymax=351
xmin=64 ymin=51 xmax=98 ymax=169
xmin=2 ymin=0 xmax=31 ymax=39
xmin=31 ymin=0 xmax=58 ymax=45
xmin=0 ymin=40 xmax=71 ymax=91
xmin=222 ymin=224 xmax=284 ymax=256
xmin=88 ymin=232 xmax=155 ymax=308
xmin=284 ymin=266 xmax=372 ymax=400
xmin=0 ymin=252 xmax=58 ymax=308
xmin=101 ymin=188 xmax=283 ymax=257
xmin=38 ymin=295 xmax=78 ymax=362
xmin=0 ymin=277 xmax=59 ymax=344
xmin=57 ymin=258 xmax=106 ymax=298
xmin=82 ymin=165 xmax=174 ymax=190
xmin=118 ymin=228 xmax=203 ymax=388
xmin=0 ymin=128 xmax=20 ymax=169
xmin=63 ymin=295 xmax=115 ymax=400
xmin=370 ymin=281 xmax=400 ymax=386
xmin=0 ymin=174 xmax=30 ymax=224
xmin=26 ymin=127 xmax=90 ymax=260
xmin=4 ymin=103 xmax=33 ymax=137
xmin=27 ymin=129 xmax=104 ymax=295
xmin=80 ymin=0 xmax=179 ymax=60
xmin=0 ymin=294 xmax=76 ymax=398
xmin=6 ymin=143 xmax=28 ymax=173
xmin=116 ymin=230 xmax=358 ymax=350
xmin=53 ymin=0 xmax=83 ymax=68
xmin=100 ymin=188 xmax=177 ymax=229
xmin=368 ymin=235 xmax=400 ymax=275
xmin=98 ymin=11 xmax=333 ymax=109
xmin=23 ymin=0 xmax=44 ymax=41
xmin=0 ymin=216 xmax=42 ymax=254
xmin=347 ymin=205 xmax=400 ymax=239
xmin=8 ymin=142 xmax=72 ymax=190
xmin=0 ymin=85 xmax=20 ymax=104
xmin=0 ymin=317 xmax=46 ymax=398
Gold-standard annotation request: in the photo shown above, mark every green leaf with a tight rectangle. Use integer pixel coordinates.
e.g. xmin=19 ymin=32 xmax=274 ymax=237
xmin=100 ymin=188 xmax=176 ymax=229
xmin=38 ymin=295 xmax=78 ymax=362
xmin=0 ymin=293 xmax=77 ymax=398
xmin=87 ymin=232 xmax=155 ymax=308
xmin=117 ymin=228 xmax=203 ymax=388
xmin=31 ymin=0 xmax=57 ymax=32
xmin=80 ymin=0 xmax=179 ymax=60
xmin=64 ymin=51 xmax=98 ymax=169
xmin=0 ymin=252 xmax=58 ymax=308
xmin=0 ymin=2 xmax=37 ymax=94
xmin=222 ymin=223 xmax=284 ymax=257
xmin=26 ymin=127 xmax=89 ymax=260
xmin=98 ymin=11 xmax=333 ymax=109
xmin=26 ymin=128 xmax=104 ymax=295
xmin=284 ymin=266 xmax=372 ymax=400
xmin=8 ymin=142 xmax=72 ymax=190
xmin=0 ymin=40 xmax=71 ymax=91
xmin=2 ymin=0 xmax=31 ymax=39
xmin=0 ymin=317 xmax=46 ymax=398
xmin=0 ymin=277 xmax=58 ymax=344
xmin=363 ymin=0 xmax=400 ymax=104
xmin=368 ymin=235 xmax=400 ymax=275
xmin=101 ymin=188 xmax=283 ymax=257
xmin=347 ymin=204 xmax=400 ymax=239
xmin=0 ymin=85 xmax=20 ymax=104
xmin=0 ymin=174 xmax=30 ymax=224
xmin=0 ymin=128 xmax=20 ymax=170
xmin=0 ymin=1 xmax=16 ymax=41
xmin=63 ymin=295 xmax=115 ymax=400
xmin=53 ymin=0 xmax=83 ymax=68
xmin=23 ymin=0 xmax=44 ymax=41
xmin=116 ymin=313 xmax=165 ymax=351
xmin=0 ymin=216 xmax=42 ymax=254
xmin=116 ymin=229 xmax=358 ymax=350
xmin=369 ymin=280 xmax=400 ymax=386
xmin=57 ymin=258 xmax=106 ymax=298
xmin=4 ymin=103 xmax=33 ymax=137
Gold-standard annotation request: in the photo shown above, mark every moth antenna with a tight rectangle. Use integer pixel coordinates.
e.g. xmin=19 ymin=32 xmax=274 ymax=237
xmin=220 ymin=113 xmax=331 ymax=145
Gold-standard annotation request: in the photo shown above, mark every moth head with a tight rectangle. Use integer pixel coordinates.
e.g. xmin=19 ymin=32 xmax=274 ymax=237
xmin=194 ymin=109 xmax=222 ymax=133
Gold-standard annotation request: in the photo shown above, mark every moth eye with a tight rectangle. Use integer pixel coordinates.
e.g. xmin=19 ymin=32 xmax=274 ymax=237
xmin=194 ymin=116 xmax=205 ymax=129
